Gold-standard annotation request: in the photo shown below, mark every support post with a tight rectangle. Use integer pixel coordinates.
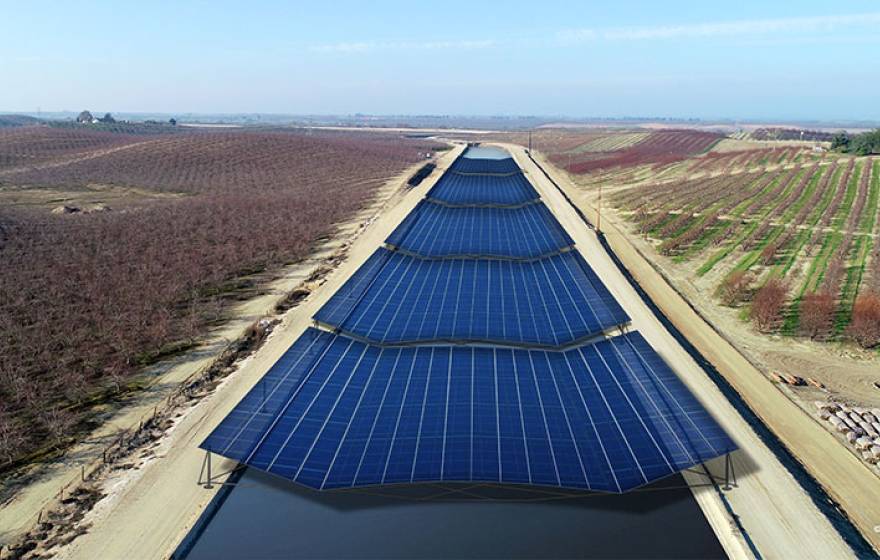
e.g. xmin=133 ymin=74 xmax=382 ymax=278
xmin=205 ymin=451 xmax=213 ymax=489
xmin=723 ymin=453 xmax=736 ymax=490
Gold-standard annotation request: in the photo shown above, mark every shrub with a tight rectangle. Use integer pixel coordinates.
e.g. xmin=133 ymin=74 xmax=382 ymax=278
xmin=717 ymin=270 xmax=753 ymax=306
xmin=750 ymin=278 xmax=789 ymax=333
xmin=798 ymin=291 xmax=836 ymax=339
xmin=848 ymin=293 xmax=880 ymax=348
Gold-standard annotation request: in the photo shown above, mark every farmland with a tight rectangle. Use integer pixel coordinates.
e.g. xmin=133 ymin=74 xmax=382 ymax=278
xmin=0 ymin=125 xmax=437 ymax=467
xmin=483 ymin=127 xmax=879 ymax=408
xmin=609 ymin=155 xmax=879 ymax=348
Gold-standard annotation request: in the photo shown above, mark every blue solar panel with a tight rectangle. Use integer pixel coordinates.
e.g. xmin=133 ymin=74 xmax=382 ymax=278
xmin=201 ymin=329 xmax=736 ymax=493
xmin=427 ymin=172 xmax=538 ymax=206
xmin=314 ymin=248 xmax=629 ymax=347
xmin=386 ymin=200 xmax=573 ymax=259
xmin=201 ymin=152 xmax=737 ymax=496
xmin=451 ymin=156 xmax=521 ymax=175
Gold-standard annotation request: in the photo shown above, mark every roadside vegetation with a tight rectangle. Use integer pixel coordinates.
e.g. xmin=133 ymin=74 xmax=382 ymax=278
xmin=0 ymin=125 xmax=436 ymax=468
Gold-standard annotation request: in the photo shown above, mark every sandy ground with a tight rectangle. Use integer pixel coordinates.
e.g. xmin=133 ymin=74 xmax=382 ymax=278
xmin=0 ymin=183 xmax=185 ymax=211
xmin=0 ymin=156 xmax=440 ymax=550
xmin=517 ymin=145 xmax=878 ymax=556
xmin=41 ymin=143 xmax=466 ymax=560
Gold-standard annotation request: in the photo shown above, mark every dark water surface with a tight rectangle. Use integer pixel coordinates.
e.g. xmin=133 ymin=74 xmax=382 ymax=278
xmin=180 ymin=469 xmax=724 ymax=559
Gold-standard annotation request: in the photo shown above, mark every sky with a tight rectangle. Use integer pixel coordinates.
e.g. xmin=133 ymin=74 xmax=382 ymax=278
xmin=2 ymin=0 xmax=880 ymax=121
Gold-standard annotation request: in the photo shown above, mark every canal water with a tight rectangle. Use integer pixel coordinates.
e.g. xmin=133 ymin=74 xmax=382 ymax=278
xmin=177 ymin=469 xmax=724 ymax=559
xmin=463 ymin=145 xmax=510 ymax=160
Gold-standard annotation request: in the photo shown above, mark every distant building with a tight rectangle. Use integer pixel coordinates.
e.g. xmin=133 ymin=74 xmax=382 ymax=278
xmin=76 ymin=110 xmax=95 ymax=124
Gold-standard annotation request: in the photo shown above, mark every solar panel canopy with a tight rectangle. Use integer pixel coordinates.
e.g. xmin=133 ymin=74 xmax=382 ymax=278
xmin=201 ymin=146 xmax=735 ymax=493
xmin=451 ymin=156 xmax=521 ymax=175
xmin=428 ymin=172 xmax=539 ymax=206
xmin=201 ymin=329 xmax=735 ymax=492
xmin=387 ymin=200 xmax=573 ymax=259
xmin=313 ymin=248 xmax=628 ymax=347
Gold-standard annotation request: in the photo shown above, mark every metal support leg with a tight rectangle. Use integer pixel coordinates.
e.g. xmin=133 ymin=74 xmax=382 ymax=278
xmin=723 ymin=454 xmax=734 ymax=491
xmin=205 ymin=451 xmax=213 ymax=489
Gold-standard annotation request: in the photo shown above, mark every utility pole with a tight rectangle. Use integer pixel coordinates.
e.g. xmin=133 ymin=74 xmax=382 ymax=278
xmin=597 ymin=183 xmax=602 ymax=233
xmin=528 ymin=130 xmax=532 ymax=152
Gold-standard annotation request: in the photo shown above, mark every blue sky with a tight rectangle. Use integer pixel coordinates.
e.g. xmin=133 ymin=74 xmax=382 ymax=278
xmin=2 ymin=0 xmax=880 ymax=120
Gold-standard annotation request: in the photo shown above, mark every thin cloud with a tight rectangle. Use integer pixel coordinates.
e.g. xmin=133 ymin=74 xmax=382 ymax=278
xmin=309 ymin=39 xmax=495 ymax=53
xmin=559 ymin=12 xmax=880 ymax=42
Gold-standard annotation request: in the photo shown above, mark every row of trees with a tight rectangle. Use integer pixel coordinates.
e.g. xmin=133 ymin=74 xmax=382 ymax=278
xmin=831 ymin=129 xmax=880 ymax=156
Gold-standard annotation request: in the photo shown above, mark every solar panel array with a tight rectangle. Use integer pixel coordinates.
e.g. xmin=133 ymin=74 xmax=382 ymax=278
xmin=314 ymin=249 xmax=626 ymax=347
xmin=451 ymin=156 xmax=521 ymax=175
xmin=202 ymin=147 xmax=736 ymax=493
xmin=202 ymin=329 xmax=734 ymax=492
xmin=428 ymin=171 xmax=538 ymax=206
xmin=387 ymin=200 xmax=573 ymax=259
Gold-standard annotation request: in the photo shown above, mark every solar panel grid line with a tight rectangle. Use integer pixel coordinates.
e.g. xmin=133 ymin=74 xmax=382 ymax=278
xmin=386 ymin=201 xmax=574 ymax=259
xmin=615 ymin=336 xmax=726 ymax=472
xmin=542 ymin=351 xmax=592 ymax=488
xmin=425 ymin=170 xmax=539 ymax=206
xmin=348 ymin=348 xmax=403 ymax=487
xmin=529 ymin=261 xmax=567 ymax=345
xmin=266 ymin=339 xmax=366 ymax=474
xmin=415 ymin=260 xmax=451 ymax=342
xmin=405 ymin=257 xmax=444 ymax=342
xmin=317 ymin=249 xmax=391 ymax=332
xmin=377 ymin=348 xmax=418 ymax=485
xmin=535 ymin=259 xmax=576 ymax=344
xmin=618 ymin=334 xmax=727 ymax=460
xmin=440 ymin=347 xmax=453 ymax=479
xmin=558 ymin=351 xmax=621 ymax=491
xmin=550 ymin=255 xmax=622 ymax=344
xmin=490 ymin=349 xmax=498 ymax=482
xmin=510 ymin=352 xmax=532 ymax=484
xmin=408 ymin=347 xmax=435 ymax=483
xmin=588 ymin=343 xmax=676 ymax=474
xmin=599 ymin=340 xmax=695 ymax=469
xmin=350 ymin=253 xmax=412 ymax=340
xmin=485 ymin=259 xmax=492 ymax=339
xmin=215 ymin=331 xmax=328 ymax=459
xmin=445 ymin=260 xmax=466 ymax=341
xmin=371 ymin=258 xmax=420 ymax=337
xmin=546 ymin=256 xmax=593 ymax=332
xmin=375 ymin=256 xmax=426 ymax=344
xmin=525 ymin=351 xmax=563 ymax=487
xmin=317 ymin=347 xmax=388 ymax=489
xmin=561 ymin=251 xmax=629 ymax=331
xmin=576 ymin=346 xmax=650 ymax=486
